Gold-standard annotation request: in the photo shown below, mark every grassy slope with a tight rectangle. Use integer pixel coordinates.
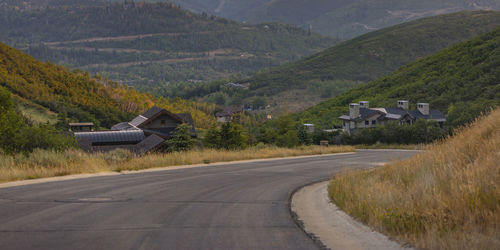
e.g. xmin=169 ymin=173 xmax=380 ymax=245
xmin=0 ymin=2 xmax=337 ymax=85
xmin=0 ymin=42 xmax=216 ymax=128
xmin=296 ymin=26 xmax=500 ymax=128
xmin=249 ymin=11 xmax=500 ymax=95
xmin=329 ymin=108 xmax=500 ymax=249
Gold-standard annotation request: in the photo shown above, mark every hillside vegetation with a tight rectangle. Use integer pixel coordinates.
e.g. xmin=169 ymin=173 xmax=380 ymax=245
xmin=297 ymin=26 xmax=500 ymax=128
xmin=329 ymin=107 xmax=500 ymax=249
xmin=171 ymin=11 xmax=500 ymax=113
xmin=0 ymin=1 xmax=337 ymax=89
xmin=0 ymin=42 xmax=216 ymax=129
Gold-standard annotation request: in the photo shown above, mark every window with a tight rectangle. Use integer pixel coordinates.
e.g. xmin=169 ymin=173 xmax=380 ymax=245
xmin=161 ymin=120 xmax=166 ymax=125
xmin=372 ymin=120 xmax=376 ymax=125
xmin=365 ymin=120 xmax=369 ymax=125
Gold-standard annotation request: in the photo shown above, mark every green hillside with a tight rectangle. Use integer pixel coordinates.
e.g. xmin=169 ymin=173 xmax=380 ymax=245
xmin=296 ymin=27 xmax=500 ymax=128
xmin=171 ymin=11 xmax=500 ymax=113
xmin=0 ymin=42 xmax=216 ymax=129
xmin=0 ymin=1 xmax=337 ymax=90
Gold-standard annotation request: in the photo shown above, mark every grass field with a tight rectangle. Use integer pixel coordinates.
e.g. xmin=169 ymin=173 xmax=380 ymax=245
xmin=329 ymin=108 xmax=500 ymax=249
xmin=0 ymin=145 xmax=354 ymax=183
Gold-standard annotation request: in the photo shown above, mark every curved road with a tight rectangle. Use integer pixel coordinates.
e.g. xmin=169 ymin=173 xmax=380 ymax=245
xmin=0 ymin=150 xmax=415 ymax=250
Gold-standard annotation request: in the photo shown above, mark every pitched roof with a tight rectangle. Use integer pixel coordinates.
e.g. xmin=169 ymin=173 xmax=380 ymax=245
xmin=408 ymin=110 xmax=446 ymax=122
xmin=134 ymin=134 xmax=165 ymax=154
xmin=339 ymin=108 xmax=384 ymax=121
xmin=216 ymin=106 xmax=243 ymax=117
xmin=129 ymin=106 xmax=184 ymax=128
xmin=141 ymin=106 xmax=164 ymax=119
xmin=111 ymin=122 xmax=137 ymax=131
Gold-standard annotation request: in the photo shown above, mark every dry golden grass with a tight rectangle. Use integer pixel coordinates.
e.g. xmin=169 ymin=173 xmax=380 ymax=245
xmin=329 ymin=108 xmax=500 ymax=250
xmin=0 ymin=145 xmax=354 ymax=183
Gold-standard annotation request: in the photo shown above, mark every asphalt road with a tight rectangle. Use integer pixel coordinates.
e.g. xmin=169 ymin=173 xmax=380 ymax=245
xmin=0 ymin=150 xmax=416 ymax=250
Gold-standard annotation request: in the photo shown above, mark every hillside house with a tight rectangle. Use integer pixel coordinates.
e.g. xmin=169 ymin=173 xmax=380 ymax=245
xmin=74 ymin=107 xmax=196 ymax=153
xmin=216 ymin=106 xmax=243 ymax=123
xmin=339 ymin=101 xmax=446 ymax=134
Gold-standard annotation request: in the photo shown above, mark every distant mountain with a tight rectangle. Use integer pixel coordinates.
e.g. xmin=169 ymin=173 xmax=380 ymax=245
xmin=0 ymin=1 xmax=337 ymax=91
xmin=0 ymin=42 xmax=216 ymax=129
xmin=5 ymin=0 xmax=499 ymax=39
xmin=296 ymin=27 xmax=500 ymax=128
xmin=126 ymin=0 xmax=500 ymax=39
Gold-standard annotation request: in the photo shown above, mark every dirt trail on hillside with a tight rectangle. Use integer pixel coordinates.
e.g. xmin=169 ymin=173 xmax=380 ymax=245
xmin=43 ymin=31 xmax=214 ymax=46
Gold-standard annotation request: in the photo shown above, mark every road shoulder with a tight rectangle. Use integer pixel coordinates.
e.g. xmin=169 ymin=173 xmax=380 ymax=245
xmin=0 ymin=152 xmax=355 ymax=189
xmin=291 ymin=181 xmax=412 ymax=250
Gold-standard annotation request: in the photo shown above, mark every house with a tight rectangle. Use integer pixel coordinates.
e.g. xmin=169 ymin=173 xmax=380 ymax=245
xmin=69 ymin=123 xmax=94 ymax=132
xmin=215 ymin=106 xmax=243 ymax=123
xmin=339 ymin=100 xmax=446 ymax=134
xmin=74 ymin=106 xmax=196 ymax=153
xmin=303 ymin=124 xmax=315 ymax=133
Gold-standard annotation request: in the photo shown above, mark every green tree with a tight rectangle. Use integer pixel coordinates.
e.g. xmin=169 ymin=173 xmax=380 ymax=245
xmin=297 ymin=125 xmax=312 ymax=145
xmin=168 ymin=123 xmax=194 ymax=152
xmin=202 ymin=124 xmax=221 ymax=149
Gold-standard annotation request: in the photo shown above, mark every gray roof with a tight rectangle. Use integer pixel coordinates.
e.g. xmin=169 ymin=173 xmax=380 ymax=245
xmin=74 ymin=130 xmax=145 ymax=145
xmin=130 ymin=115 xmax=148 ymax=127
xmin=408 ymin=110 xmax=446 ymax=122
xmin=111 ymin=122 xmax=138 ymax=131
xmin=134 ymin=134 xmax=165 ymax=154
xmin=69 ymin=123 xmax=94 ymax=126
xmin=216 ymin=106 xmax=243 ymax=117
xmin=339 ymin=108 xmax=383 ymax=121
xmin=141 ymin=106 xmax=164 ymax=119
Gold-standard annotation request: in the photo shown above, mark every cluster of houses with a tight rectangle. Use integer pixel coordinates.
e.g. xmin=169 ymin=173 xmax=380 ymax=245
xmin=70 ymin=100 xmax=446 ymax=152
xmin=71 ymin=107 xmax=196 ymax=154
xmin=338 ymin=100 xmax=446 ymax=134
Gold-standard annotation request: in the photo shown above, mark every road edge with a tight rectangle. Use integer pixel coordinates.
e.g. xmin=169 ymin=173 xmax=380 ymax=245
xmin=0 ymin=152 xmax=356 ymax=189
xmin=291 ymin=181 xmax=414 ymax=250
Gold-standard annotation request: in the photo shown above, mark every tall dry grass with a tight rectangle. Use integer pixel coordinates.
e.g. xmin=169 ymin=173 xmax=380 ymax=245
xmin=329 ymin=108 xmax=500 ymax=249
xmin=0 ymin=145 xmax=354 ymax=183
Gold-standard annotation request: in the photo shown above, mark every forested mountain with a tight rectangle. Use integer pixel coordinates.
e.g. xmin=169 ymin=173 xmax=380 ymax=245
xmin=5 ymin=0 xmax=499 ymax=39
xmin=168 ymin=11 xmax=500 ymax=113
xmin=296 ymin=27 xmax=500 ymax=128
xmin=0 ymin=1 xmax=337 ymax=91
xmin=104 ymin=0 xmax=500 ymax=39
xmin=0 ymin=42 xmax=216 ymax=129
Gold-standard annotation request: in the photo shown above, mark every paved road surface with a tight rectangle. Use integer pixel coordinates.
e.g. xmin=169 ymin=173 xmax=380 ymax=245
xmin=0 ymin=150 xmax=415 ymax=250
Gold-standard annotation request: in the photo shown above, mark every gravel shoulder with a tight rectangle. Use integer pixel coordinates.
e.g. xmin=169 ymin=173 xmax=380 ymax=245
xmin=291 ymin=181 xmax=412 ymax=250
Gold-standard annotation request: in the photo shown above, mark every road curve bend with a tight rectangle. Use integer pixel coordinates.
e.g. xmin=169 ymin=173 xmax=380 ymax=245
xmin=0 ymin=150 xmax=416 ymax=250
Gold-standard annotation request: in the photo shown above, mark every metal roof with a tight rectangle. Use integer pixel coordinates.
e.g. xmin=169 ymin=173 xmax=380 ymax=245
xmin=129 ymin=115 xmax=148 ymax=127
xmin=408 ymin=110 xmax=446 ymax=122
xmin=111 ymin=122 xmax=138 ymax=131
xmin=141 ymin=106 xmax=164 ymax=119
xmin=69 ymin=123 xmax=94 ymax=126
xmin=74 ymin=130 xmax=145 ymax=144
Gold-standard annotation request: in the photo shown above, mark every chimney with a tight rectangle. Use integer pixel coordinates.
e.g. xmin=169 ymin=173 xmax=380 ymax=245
xmin=417 ymin=103 xmax=429 ymax=115
xmin=359 ymin=101 xmax=369 ymax=109
xmin=397 ymin=100 xmax=409 ymax=110
xmin=349 ymin=103 xmax=360 ymax=119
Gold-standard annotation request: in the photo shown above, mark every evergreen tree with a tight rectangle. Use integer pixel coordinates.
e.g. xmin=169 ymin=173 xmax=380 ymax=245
xmin=297 ymin=125 xmax=312 ymax=145
xmin=168 ymin=123 xmax=195 ymax=152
